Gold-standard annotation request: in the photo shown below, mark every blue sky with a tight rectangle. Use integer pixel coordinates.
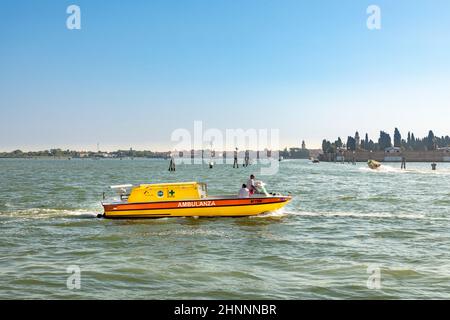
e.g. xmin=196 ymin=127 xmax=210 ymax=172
xmin=1 ymin=0 xmax=450 ymax=151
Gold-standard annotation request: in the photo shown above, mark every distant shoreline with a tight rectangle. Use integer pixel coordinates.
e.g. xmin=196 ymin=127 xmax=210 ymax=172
xmin=0 ymin=156 xmax=167 ymax=160
xmin=320 ymin=150 xmax=450 ymax=163
xmin=0 ymin=148 xmax=322 ymax=160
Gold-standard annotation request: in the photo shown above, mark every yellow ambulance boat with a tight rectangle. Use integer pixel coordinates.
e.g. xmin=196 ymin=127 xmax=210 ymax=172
xmin=100 ymin=181 xmax=291 ymax=219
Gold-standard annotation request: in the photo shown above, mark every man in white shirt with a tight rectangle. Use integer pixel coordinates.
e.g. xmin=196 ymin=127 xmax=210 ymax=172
xmin=238 ymin=184 xmax=250 ymax=198
xmin=247 ymin=174 xmax=256 ymax=195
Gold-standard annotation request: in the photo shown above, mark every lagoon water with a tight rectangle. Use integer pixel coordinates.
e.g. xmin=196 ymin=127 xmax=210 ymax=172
xmin=0 ymin=158 xmax=449 ymax=299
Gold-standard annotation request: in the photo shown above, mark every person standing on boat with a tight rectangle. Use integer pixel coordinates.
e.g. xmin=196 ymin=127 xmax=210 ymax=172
xmin=238 ymin=184 xmax=250 ymax=198
xmin=247 ymin=174 xmax=256 ymax=195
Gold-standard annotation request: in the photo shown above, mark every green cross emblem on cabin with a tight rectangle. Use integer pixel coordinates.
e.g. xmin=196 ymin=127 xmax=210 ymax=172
xmin=168 ymin=190 xmax=175 ymax=197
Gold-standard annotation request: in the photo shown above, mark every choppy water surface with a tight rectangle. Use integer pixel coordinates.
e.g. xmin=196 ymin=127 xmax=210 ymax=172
xmin=0 ymin=159 xmax=449 ymax=299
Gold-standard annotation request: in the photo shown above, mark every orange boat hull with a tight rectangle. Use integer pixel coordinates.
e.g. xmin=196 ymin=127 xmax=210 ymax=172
xmin=102 ymin=196 xmax=292 ymax=218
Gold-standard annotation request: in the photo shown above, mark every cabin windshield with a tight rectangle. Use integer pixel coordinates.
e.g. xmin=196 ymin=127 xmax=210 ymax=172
xmin=109 ymin=184 xmax=133 ymax=201
xmin=254 ymin=181 xmax=269 ymax=196
xmin=198 ymin=183 xmax=208 ymax=198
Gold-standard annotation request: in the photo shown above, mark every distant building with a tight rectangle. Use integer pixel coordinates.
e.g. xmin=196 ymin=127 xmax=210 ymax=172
xmin=335 ymin=148 xmax=345 ymax=162
xmin=301 ymin=140 xmax=306 ymax=150
xmin=385 ymin=147 xmax=401 ymax=153
xmin=288 ymin=147 xmax=309 ymax=159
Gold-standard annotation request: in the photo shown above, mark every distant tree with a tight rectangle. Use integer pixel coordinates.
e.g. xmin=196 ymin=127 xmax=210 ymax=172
xmin=426 ymin=130 xmax=436 ymax=150
xmin=362 ymin=133 xmax=369 ymax=150
xmin=335 ymin=137 xmax=343 ymax=149
xmin=394 ymin=128 xmax=402 ymax=148
xmin=365 ymin=140 xmax=371 ymax=151
xmin=322 ymin=140 xmax=329 ymax=153
xmin=378 ymin=131 xmax=392 ymax=150
xmin=346 ymin=136 xmax=356 ymax=151
xmin=401 ymin=139 xmax=408 ymax=150
xmin=444 ymin=135 xmax=450 ymax=147
xmin=12 ymin=150 xmax=23 ymax=156
xmin=322 ymin=139 xmax=335 ymax=153
xmin=410 ymin=132 xmax=416 ymax=150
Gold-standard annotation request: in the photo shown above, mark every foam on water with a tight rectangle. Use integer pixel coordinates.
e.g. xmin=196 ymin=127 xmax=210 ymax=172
xmin=139 ymin=228 xmax=229 ymax=238
xmin=0 ymin=208 xmax=99 ymax=219
xmin=250 ymin=208 xmax=288 ymax=219
xmin=408 ymin=168 xmax=450 ymax=175
xmin=285 ymin=210 xmax=437 ymax=220
xmin=359 ymin=164 xmax=450 ymax=175
xmin=359 ymin=165 xmax=404 ymax=173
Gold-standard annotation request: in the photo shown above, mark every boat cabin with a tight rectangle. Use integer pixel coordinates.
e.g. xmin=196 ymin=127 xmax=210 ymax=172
xmin=111 ymin=182 xmax=208 ymax=203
